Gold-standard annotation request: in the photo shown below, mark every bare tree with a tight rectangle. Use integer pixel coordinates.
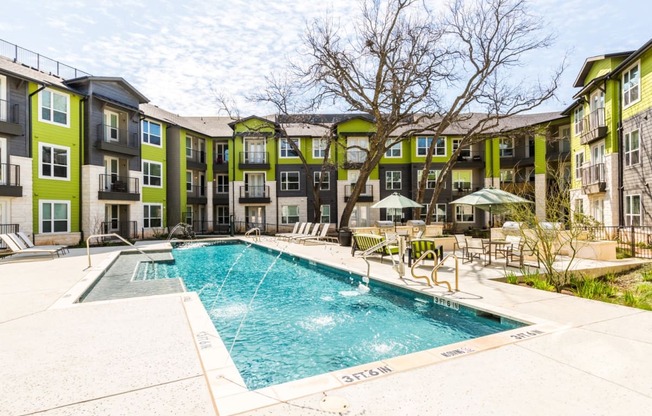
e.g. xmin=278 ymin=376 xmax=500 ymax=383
xmin=259 ymin=0 xmax=563 ymax=228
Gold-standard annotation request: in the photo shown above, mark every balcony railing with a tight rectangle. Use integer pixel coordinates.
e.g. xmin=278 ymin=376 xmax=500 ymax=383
xmin=96 ymin=123 xmax=139 ymax=153
xmin=186 ymin=184 xmax=207 ymax=199
xmin=344 ymin=184 xmax=373 ymax=201
xmin=239 ymin=152 xmax=269 ymax=168
xmin=0 ymin=163 xmax=20 ymax=187
xmin=239 ymin=185 xmax=271 ymax=202
xmin=453 ymin=182 xmax=472 ymax=194
xmin=581 ymin=163 xmax=606 ymax=194
xmin=580 ymin=108 xmax=607 ymax=144
xmin=186 ymin=149 xmax=206 ymax=165
xmin=100 ymin=221 xmax=137 ymax=240
xmin=98 ymin=174 xmax=139 ymax=200
xmin=0 ymin=99 xmax=19 ymax=123
xmin=0 ymin=39 xmax=91 ymax=80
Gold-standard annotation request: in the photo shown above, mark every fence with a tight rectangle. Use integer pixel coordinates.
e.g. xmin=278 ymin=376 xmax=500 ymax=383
xmin=0 ymin=223 xmax=19 ymax=249
xmin=0 ymin=39 xmax=91 ymax=80
xmin=577 ymin=225 xmax=652 ymax=259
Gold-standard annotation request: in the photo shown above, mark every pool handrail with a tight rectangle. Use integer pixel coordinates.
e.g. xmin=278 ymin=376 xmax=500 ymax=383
xmin=245 ymin=227 xmax=261 ymax=241
xmin=411 ymin=251 xmax=459 ymax=292
xmin=360 ymin=234 xmax=405 ymax=280
xmin=85 ymin=233 xmax=155 ymax=269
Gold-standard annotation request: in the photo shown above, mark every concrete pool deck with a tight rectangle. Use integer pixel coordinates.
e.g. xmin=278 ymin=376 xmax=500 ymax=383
xmin=1 ymin=239 xmax=651 ymax=415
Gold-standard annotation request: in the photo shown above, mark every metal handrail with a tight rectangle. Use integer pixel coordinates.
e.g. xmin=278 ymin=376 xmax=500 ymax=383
xmin=360 ymin=234 xmax=405 ymax=280
xmin=244 ymin=227 xmax=260 ymax=241
xmin=85 ymin=233 xmax=155 ymax=269
xmin=411 ymin=252 xmax=459 ymax=292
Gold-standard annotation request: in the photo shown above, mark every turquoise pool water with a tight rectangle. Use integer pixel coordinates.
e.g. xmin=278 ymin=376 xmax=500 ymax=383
xmin=135 ymin=241 xmax=524 ymax=390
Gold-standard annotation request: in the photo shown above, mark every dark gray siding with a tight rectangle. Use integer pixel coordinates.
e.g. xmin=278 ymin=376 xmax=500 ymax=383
xmin=306 ymin=165 xmax=337 ymax=223
xmin=276 ymin=164 xmax=307 ymax=198
xmin=621 ymin=115 xmax=652 ymax=225
xmin=2 ymin=75 xmax=28 ymax=156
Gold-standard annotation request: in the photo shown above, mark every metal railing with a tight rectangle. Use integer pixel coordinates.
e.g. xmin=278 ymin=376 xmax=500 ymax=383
xmin=98 ymin=174 xmax=139 ymax=193
xmin=576 ymin=225 xmax=652 ymax=259
xmin=96 ymin=123 xmax=138 ymax=148
xmin=0 ymin=39 xmax=91 ymax=80
xmin=0 ymin=163 xmax=20 ymax=186
xmin=0 ymin=98 xmax=19 ymax=123
xmin=186 ymin=149 xmax=206 ymax=164
xmin=239 ymin=185 xmax=270 ymax=199
xmin=0 ymin=223 xmax=19 ymax=249
xmin=100 ymin=221 xmax=137 ymax=240
xmin=411 ymin=252 xmax=459 ymax=292
xmin=85 ymin=233 xmax=153 ymax=269
xmin=186 ymin=184 xmax=207 ymax=198
xmin=239 ymin=151 xmax=269 ymax=164
xmin=582 ymin=107 xmax=606 ymax=132
xmin=580 ymin=163 xmax=605 ymax=186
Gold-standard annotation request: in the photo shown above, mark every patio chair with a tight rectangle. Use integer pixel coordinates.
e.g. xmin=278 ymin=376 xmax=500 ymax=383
xmin=301 ymin=224 xmax=338 ymax=244
xmin=507 ymin=239 xmax=540 ymax=268
xmin=16 ymin=232 xmax=68 ymax=255
xmin=410 ymin=239 xmax=443 ymax=263
xmin=275 ymin=222 xmax=300 ymax=239
xmin=453 ymin=234 xmax=467 ymax=256
xmin=276 ymin=222 xmax=308 ymax=240
xmin=351 ymin=233 xmax=399 ymax=263
xmin=495 ymin=235 xmax=520 ymax=260
xmin=0 ymin=234 xmax=61 ymax=259
xmin=464 ymin=237 xmax=490 ymax=265
xmin=292 ymin=223 xmax=321 ymax=242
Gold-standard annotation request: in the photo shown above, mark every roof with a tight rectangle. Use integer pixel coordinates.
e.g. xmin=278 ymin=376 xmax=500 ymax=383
xmin=227 ymin=115 xmax=277 ymax=129
xmin=184 ymin=116 xmax=235 ymax=137
xmin=141 ymin=103 xmax=232 ymax=137
xmin=0 ymin=56 xmax=80 ymax=93
xmin=611 ymin=38 xmax=652 ymax=75
xmin=573 ymin=51 xmax=633 ymax=88
xmin=65 ymin=76 xmax=149 ymax=103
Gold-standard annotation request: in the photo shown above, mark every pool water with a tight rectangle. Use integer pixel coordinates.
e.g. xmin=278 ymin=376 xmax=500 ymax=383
xmin=135 ymin=241 xmax=524 ymax=390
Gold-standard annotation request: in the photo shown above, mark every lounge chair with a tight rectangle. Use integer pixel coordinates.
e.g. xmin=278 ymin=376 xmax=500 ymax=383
xmin=276 ymin=222 xmax=307 ymax=240
xmin=275 ymin=222 xmax=300 ymax=239
xmin=291 ymin=223 xmax=321 ymax=242
xmin=16 ymin=232 xmax=68 ymax=255
xmin=0 ymin=234 xmax=61 ymax=259
xmin=410 ymin=239 xmax=443 ymax=263
xmin=301 ymin=224 xmax=338 ymax=244
xmin=351 ymin=233 xmax=399 ymax=263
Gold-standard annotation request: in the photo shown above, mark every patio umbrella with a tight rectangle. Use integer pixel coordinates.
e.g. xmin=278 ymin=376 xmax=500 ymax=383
xmin=449 ymin=188 xmax=533 ymax=228
xmin=372 ymin=192 xmax=423 ymax=229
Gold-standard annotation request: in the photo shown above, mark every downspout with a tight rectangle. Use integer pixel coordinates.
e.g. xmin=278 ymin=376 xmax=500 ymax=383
xmin=78 ymin=96 xmax=87 ymax=241
xmin=616 ymin=78 xmax=624 ymax=227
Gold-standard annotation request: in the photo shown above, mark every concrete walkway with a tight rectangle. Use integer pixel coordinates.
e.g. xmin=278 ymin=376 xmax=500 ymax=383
xmin=1 ymin=239 xmax=651 ymax=415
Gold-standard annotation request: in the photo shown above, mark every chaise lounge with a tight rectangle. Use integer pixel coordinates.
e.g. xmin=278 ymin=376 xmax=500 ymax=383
xmin=351 ymin=233 xmax=400 ymax=263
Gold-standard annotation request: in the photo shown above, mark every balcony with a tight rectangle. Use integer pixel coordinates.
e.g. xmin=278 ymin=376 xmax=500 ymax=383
xmin=239 ymin=185 xmax=271 ymax=203
xmin=187 ymin=185 xmax=207 ymax=204
xmin=0 ymin=163 xmax=22 ymax=196
xmin=100 ymin=221 xmax=137 ymax=240
xmin=452 ymin=182 xmax=474 ymax=196
xmin=186 ymin=149 xmax=207 ymax=170
xmin=96 ymin=123 xmax=139 ymax=156
xmin=213 ymin=157 xmax=229 ymax=172
xmin=98 ymin=174 xmax=140 ymax=201
xmin=239 ymin=152 xmax=270 ymax=170
xmin=344 ymin=184 xmax=374 ymax=202
xmin=213 ymin=190 xmax=229 ymax=205
xmin=0 ymin=99 xmax=22 ymax=136
xmin=581 ymin=163 xmax=606 ymax=194
xmin=579 ymin=108 xmax=608 ymax=145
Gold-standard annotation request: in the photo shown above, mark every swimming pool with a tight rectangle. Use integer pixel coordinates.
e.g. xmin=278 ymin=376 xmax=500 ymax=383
xmin=135 ymin=241 xmax=525 ymax=390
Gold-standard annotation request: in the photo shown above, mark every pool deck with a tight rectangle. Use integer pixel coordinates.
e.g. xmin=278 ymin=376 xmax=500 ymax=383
xmin=1 ymin=239 xmax=651 ymax=415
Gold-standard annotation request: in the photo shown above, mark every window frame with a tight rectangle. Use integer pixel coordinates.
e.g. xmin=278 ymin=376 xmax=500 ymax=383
xmin=281 ymin=205 xmax=300 ymax=224
xmin=416 ymin=136 xmax=432 ymax=157
xmin=280 ymin=171 xmax=300 ymax=191
xmin=215 ymin=174 xmax=229 ymax=194
xmin=574 ymin=106 xmax=584 ymax=135
xmin=452 ymin=138 xmax=471 ymax=158
xmin=574 ymin=151 xmax=584 ymax=181
xmin=385 ymin=170 xmax=402 ymax=190
xmin=142 ymin=119 xmax=162 ymax=147
xmin=39 ymin=143 xmax=70 ymax=180
xmin=312 ymin=137 xmax=328 ymax=159
xmin=143 ymin=203 xmax=163 ymax=229
xmin=320 ymin=204 xmax=331 ymax=223
xmin=346 ymin=137 xmax=369 ymax=163
xmin=624 ymin=129 xmax=640 ymax=167
xmin=623 ymin=61 xmax=641 ymax=108
xmin=313 ymin=171 xmax=330 ymax=191
xmin=39 ymin=200 xmax=70 ymax=234
xmin=498 ymin=137 xmax=514 ymax=158
xmin=625 ymin=194 xmax=642 ymax=226
xmin=417 ymin=169 xmax=442 ymax=189
xmin=455 ymin=205 xmax=475 ymax=223
xmin=280 ymin=138 xmax=300 ymax=158
xmin=39 ymin=88 xmax=70 ymax=127
xmin=385 ymin=139 xmax=402 ymax=158
xmin=142 ymin=160 xmax=163 ymax=188
xmin=452 ymin=170 xmax=472 ymax=191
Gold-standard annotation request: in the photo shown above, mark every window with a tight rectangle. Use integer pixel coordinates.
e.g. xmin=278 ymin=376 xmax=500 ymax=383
xmin=281 ymin=205 xmax=300 ymax=224
xmin=312 ymin=138 xmax=329 ymax=159
xmin=104 ymin=110 xmax=119 ymax=141
xmin=420 ymin=203 xmax=447 ymax=222
xmin=280 ymin=138 xmax=299 ymax=158
xmin=385 ymin=171 xmax=402 ymax=190
xmin=39 ymin=89 xmax=69 ymax=126
xmin=143 ymin=204 xmax=162 ymax=228
xmin=416 ymin=137 xmax=432 ymax=156
xmin=313 ymin=171 xmax=330 ymax=191
xmin=185 ymin=206 xmax=193 ymax=225
xmin=499 ymin=137 xmax=514 ymax=157
xmin=215 ymin=174 xmax=229 ymax=194
xmin=593 ymin=199 xmax=604 ymax=224
xmin=347 ymin=137 xmax=368 ymax=163
xmin=574 ymin=106 xmax=584 ymax=135
xmin=280 ymin=171 xmax=300 ymax=191
xmin=452 ymin=170 xmax=472 ymax=191
xmin=526 ymin=137 xmax=535 ymax=158
xmin=574 ymin=198 xmax=584 ymax=218
xmin=215 ymin=206 xmax=229 ymax=225
xmin=186 ymin=137 xmax=193 ymax=158
xmin=574 ymin=151 xmax=584 ymax=180
xmin=455 ymin=205 xmax=474 ymax=222
xmin=386 ymin=208 xmax=402 ymax=223
xmin=385 ymin=139 xmax=401 ymax=157
xmin=623 ymin=63 xmax=640 ymax=107
xmin=452 ymin=139 xmax=471 ymax=158
xmin=500 ymin=169 xmax=514 ymax=184
xmin=142 ymin=120 xmax=161 ymax=146
xmin=0 ymin=74 xmax=6 ymax=121
xmin=186 ymin=171 xmax=193 ymax=192
xmin=320 ymin=204 xmax=331 ymax=223
xmin=624 ymin=130 xmax=640 ymax=166
xmin=40 ymin=200 xmax=70 ymax=233
xmin=434 ymin=137 xmax=446 ymax=156
xmin=560 ymin=127 xmax=571 ymax=153
xmin=417 ymin=169 xmax=442 ymax=189
xmin=625 ymin=195 xmax=641 ymax=226
xmin=143 ymin=160 xmax=162 ymax=187
xmin=40 ymin=143 xmax=69 ymax=180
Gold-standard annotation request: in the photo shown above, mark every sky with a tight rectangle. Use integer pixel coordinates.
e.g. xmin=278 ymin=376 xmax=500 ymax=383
xmin=1 ymin=0 xmax=651 ymax=117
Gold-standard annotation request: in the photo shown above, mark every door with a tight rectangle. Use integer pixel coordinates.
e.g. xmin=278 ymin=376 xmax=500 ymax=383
xmin=245 ymin=138 xmax=266 ymax=163
xmin=0 ymin=75 xmax=6 ymax=121
xmin=591 ymin=142 xmax=605 ymax=182
xmin=199 ymin=173 xmax=206 ymax=197
xmin=104 ymin=110 xmax=119 ymax=142
xmin=105 ymin=205 xmax=119 ymax=232
xmin=245 ymin=173 xmax=265 ymax=197
xmin=245 ymin=206 xmax=265 ymax=229
xmin=350 ymin=204 xmax=370 ymax=227
xmin=0 ymin=137 xmax=6 ymax=185
xmin=104 ymin=156 xmax=119 ymax=191
xmin=198 ymin=139 xmax=206 ymax=163
xmin=590 ymin=91 xmax=605 ymax=127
